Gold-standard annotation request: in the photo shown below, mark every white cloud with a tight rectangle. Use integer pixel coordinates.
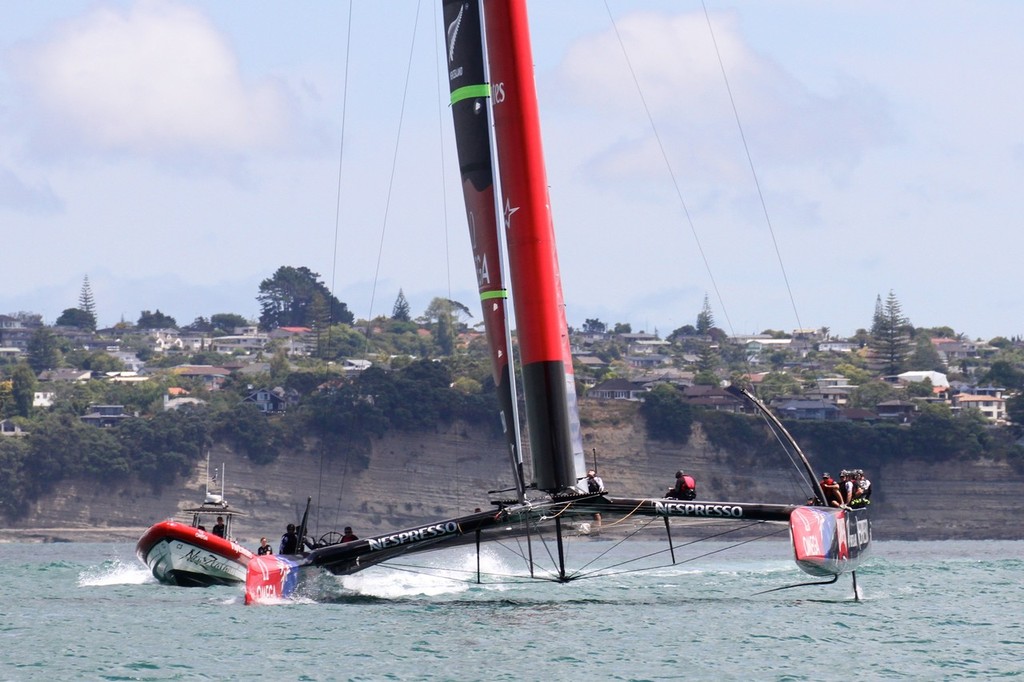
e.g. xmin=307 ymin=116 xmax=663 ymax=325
xmin=11 ymin=0 xmax=293 ymax=158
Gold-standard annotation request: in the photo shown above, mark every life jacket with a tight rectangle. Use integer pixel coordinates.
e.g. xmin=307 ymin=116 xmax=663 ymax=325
xmin=673 ymin=476 xmax=696 ymax=500
xmin=588 ymin=477 xmax=601 ymax=493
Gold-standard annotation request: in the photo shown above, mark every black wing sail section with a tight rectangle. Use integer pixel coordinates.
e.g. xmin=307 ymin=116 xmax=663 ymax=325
xmin=444 ymin=0 xmax=525 ymax=499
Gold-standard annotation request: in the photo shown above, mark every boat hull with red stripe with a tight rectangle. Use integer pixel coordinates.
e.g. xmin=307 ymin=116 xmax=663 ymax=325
xmin=136 ymin=519 xmax=255 ymax=587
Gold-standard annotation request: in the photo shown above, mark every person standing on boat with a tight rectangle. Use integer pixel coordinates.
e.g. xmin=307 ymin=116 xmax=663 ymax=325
xmin=280 ymin=523 xmax=299 ymax=554
xmin=211 ymin=516 xmax=226 ymax=538
xmin=667 ymin=470 xmax=696 ymax=500
xmin=257 ymin=537 xmax=273 ymax=555
xmin=586 ymin=470 xmax=604 ymax=493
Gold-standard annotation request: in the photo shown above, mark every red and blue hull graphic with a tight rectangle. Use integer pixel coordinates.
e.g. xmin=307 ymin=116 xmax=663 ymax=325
xmin=245 ymin=555 xmax=301 ymax=604
xmin=790 ymin=506 xmax=871 ymax=577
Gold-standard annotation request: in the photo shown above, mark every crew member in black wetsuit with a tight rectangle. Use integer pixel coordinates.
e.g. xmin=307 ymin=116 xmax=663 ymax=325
xmin=279 ymin=523 xmax=299 ymax=554
xmin=211 ymin=516 xmax=226 ymax=538
xmin=257 ymin=537 xmax=273 ymax=555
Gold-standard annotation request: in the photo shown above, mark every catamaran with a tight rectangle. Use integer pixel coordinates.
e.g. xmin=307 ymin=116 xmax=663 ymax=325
xmin=245 ymin=0 xmax=870 ymax=604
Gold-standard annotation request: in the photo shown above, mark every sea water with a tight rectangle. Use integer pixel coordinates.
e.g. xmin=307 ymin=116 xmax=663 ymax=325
xmin=0 ymin=540 xmax=1020 ymax=681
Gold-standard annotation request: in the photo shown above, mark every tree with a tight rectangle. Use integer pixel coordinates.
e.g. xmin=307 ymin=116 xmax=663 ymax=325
xmin=983 ymin=360 xmax=1024 ymax=392
xmin=391 ymin=289 xmax=411 ymax=322
xmin=27 ymin=327 xmax=61 ymax=372
xmin=851 ymin=379 xmax=897 ymax=409
xmin=78 ymin=275 xmax=97 ymax=330
xmin=582 ymin=318 xmax=607 ymax=334
xmin=182 ymin=316 xmax=213 ymax=332
xmin=55 ymin=308 xmax=96 ymax=330
xmin=908 ymin=335 xmax=944 ymax=373
xmin=211 ymin=313 xmax=249 ymax=333
xmin=905 ymin=377 xmax=934 ymax=398
xmin=257 ymin=266 xmax=352 ymax=330
xmin=421 ymin=297 xmax=471 ymax=355
xmin=10 ymin=363 xmax=35 ymax=418
xmin=137 ymin=309 xmax=177 ymax=329
xmin=639 ymin=384 xmax=694 ymax=442
xmin=696 ymin=294 xmax=715 ymax=336
xmin=868 ymin=291 xmax=911 ymax=375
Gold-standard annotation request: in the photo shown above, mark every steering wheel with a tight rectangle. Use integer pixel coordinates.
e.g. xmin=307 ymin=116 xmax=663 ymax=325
xmin=317 ymin=531 xmax=345 ymax=547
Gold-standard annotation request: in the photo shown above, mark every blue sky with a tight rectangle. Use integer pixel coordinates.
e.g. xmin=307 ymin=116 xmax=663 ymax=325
xmin=2 ymin=1 xmax=1022 ymax=340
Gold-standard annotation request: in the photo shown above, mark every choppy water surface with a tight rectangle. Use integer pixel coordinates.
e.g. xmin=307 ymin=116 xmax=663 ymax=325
xmin=0 ymin=540 xmax=1020 ymax=680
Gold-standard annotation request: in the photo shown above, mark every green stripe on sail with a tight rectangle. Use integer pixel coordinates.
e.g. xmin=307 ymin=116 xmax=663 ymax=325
xmin=450 ymin=84 xmax=490 ymax=105
xmin=480 ymin=289 xmax=507 ymax=301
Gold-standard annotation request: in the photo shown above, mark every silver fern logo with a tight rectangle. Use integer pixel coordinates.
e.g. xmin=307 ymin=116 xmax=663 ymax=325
xmin=447 ymin=2 xmax=466 ymax=63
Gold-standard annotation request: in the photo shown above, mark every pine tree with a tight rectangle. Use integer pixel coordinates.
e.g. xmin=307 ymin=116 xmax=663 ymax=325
xmin=392 ymin=289 xmax=411 ymax=322
xmin=695 ymin=294 xmax=715 ymax=336
xmin=868 ymin=290 xmax=912 ymax=375
xmin=78 ymin=275 xmax=97 ymax=331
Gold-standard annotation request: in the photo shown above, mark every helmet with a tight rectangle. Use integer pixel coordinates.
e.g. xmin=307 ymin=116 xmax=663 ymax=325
xmin=821 ymin=472 xmax=830 ymax=479
xmin=676 ymin=470 xmax=684 ymax=478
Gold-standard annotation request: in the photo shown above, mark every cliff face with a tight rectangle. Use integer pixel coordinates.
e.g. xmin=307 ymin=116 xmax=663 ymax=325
xmin=3 ymin=401 xmax=1020 ymax=543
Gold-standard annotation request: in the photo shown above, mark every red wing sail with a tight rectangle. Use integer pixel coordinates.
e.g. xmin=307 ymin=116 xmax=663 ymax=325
xmin=482 ymin=0 xmax=585 ymax=492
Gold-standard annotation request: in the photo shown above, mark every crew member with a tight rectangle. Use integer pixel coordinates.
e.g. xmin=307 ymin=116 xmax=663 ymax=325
xmin=341 ymin=526 xmax=358 ymax=543
xmin=211 ymin=516 xmax=226 ymax=538
xmin=667 ymin=470 xmax=696 ymax=500
xmin=257 ymin=537 xmax=273 ymax=555
xmin=586 ymin=470 xmax=604 ymax=493
xmin=279 ymin=523 xmax=299 ymax=554
xmin=820 ymin=473 xmax=843 ymax=508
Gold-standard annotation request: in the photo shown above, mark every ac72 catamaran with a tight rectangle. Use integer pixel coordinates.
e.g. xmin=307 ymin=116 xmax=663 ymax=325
xmin=245 ymin=0 xmax=870 ymax=605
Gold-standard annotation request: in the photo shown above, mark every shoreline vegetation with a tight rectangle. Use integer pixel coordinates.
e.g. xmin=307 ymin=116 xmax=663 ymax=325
xmin=3 ymin=277 xmax=1024 ymax=542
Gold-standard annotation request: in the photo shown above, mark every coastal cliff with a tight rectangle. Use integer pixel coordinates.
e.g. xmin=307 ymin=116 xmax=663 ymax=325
xmin=2 ymin=401 xmax=1020 ymax=543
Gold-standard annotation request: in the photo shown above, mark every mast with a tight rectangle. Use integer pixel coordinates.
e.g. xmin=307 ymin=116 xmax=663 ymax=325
xmin=444 ymin=0 xmax=525 ymax=499
xmin=481 ymin=0 xmax=585 ymax=493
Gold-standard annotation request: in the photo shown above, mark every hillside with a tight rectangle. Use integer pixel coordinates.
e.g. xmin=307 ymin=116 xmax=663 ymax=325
xmin=2 ymin=401 xmax=1020 ymax=544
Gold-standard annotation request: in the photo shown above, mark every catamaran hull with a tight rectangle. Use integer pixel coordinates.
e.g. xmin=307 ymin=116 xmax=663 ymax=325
xmin=790 ymin=506 xmax=871 ymax=577
xmin=136 ymin=520 xmax=254 ymax=587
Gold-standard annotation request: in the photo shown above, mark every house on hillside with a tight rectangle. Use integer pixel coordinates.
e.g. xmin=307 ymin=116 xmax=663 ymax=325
xmin=771 ymin=398 xmax=840 ymax=421
xmin=953 ymin=392 xmax=1007 ymax=423
xmin=210 ymin=331 xmax=268 ymax=355
xmin=80 ymin=404 xmax=131 ymax=427
xmin=0 ymin=419 xmax=27 ymax=437
xmin=170 ymin=365 xmax=231 ymax=390
xmin=876 ymin=400 xmax=917 ymax=423
xmin=893 ymin=370 xmax=950 ymax=388
xmin=269 ymin=326 xmax=313 ymax=355
xmin=242 ymin=387 xmax=298 ymax=414
xmin=587 ymin=378 xmax=647 ymax=401
xmin=680 ymin=385 xmax=750 ymax=413
xmin=37 ymin=368 xmax=92 ymax=383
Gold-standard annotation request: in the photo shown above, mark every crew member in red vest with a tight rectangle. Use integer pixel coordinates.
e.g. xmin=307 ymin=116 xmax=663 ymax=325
xmin=667 ymin=470 xmax=696 ymax=500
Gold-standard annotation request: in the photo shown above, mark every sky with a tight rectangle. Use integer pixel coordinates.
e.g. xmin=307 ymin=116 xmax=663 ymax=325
xmin=2 ymin=1 xmax=1023 ymax=341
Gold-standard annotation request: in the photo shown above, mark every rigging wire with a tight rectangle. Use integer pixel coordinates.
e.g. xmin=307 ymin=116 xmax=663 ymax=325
xmin=319 ymin=0 xmax=356 ymax=539
xmin=431 ymin=0 xmax=463 ymax=516
xmin=603 ymin=1 xmax=812 ymax=503
xmin=364 ymin=2 xmax=423 ymax=325
xmin=701 ymin=0 xmax=804 ymax=333
xmin=601 ymin=0 xmax=736 ymax=340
